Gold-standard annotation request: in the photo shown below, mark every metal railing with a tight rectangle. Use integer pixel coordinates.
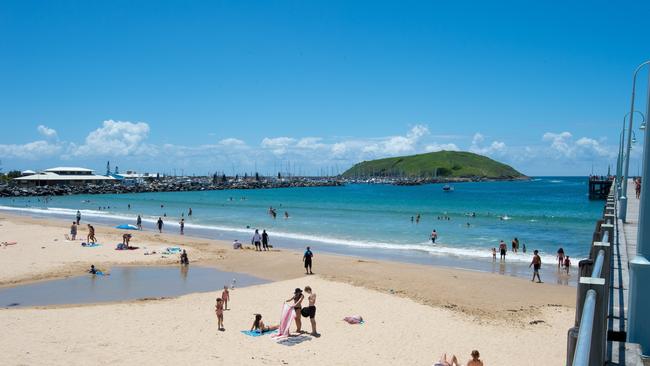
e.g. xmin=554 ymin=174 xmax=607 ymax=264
xmin=566 ymin=186 xmax=614 ymax=366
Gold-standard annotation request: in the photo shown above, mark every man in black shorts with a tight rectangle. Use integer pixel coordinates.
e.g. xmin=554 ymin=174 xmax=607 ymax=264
xmin=303 ymin=246 xmax=313 ymax=274
xmin=262 ymin=230 xmax=269 ymax=251
xmin=304 ymin=286 xmax=319 ymax=337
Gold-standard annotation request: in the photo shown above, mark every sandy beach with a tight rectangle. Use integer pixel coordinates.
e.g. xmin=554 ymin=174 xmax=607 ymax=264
xmin=0 ymin=212 xmax=575 ymax=365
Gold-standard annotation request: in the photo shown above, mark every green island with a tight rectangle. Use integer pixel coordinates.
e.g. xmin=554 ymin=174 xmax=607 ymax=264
xmin=341 ymin=151 xmax=526 ymax=180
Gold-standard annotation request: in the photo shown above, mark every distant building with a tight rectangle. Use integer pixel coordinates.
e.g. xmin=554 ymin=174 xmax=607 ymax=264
xmin=112 ymin=170 xmax=156 ymax=185
xmin=13 ymin=167 xmax=116 ymax=186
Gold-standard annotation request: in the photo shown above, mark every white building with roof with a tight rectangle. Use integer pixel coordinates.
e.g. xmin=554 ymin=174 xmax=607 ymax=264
xmin=13 ymin=167 xmax=116 ymax=186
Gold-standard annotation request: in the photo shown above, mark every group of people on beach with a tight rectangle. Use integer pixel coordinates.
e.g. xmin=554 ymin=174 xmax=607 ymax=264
xmin=214 ymin=282 xmax=319 ymax=337
xmin=250 ymin=286 xmax=319 ymax=337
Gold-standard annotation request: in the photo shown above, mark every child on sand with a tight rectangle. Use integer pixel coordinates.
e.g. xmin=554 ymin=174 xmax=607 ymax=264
xmin=215 ymin=298 xmax=224 ymax=331
xmin=222 ymin=286 xmax=230 ymax=310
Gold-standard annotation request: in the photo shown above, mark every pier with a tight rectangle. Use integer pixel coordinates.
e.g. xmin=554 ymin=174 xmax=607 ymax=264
xmin=567 ymin=180 xmax=647 ymax=365
xmin=589 ymin=176 xmax=614 ymax=200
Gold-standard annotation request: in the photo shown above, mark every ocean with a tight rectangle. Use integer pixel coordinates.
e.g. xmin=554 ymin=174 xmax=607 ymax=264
xmin=0 ymin=177 xmax=601 ymax=284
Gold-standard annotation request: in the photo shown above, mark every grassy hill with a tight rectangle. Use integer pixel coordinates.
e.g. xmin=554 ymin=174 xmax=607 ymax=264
xmin=341 ymin=151 xmax=525 ymax=179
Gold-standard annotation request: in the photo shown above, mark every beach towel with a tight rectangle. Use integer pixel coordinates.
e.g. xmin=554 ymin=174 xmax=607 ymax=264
xmin=240 ymin=329 xmax=277 ymax=337
xmin=1 ymin=241 xmax=17 ymax=246
xmin=116 ymin=224 xmax=138 ymax=230
xmin=82 ymin=242 xmax=101 ymax=247
xmin=166 ymin=247 xmax=182 ymax=254
xmin=271 ymin=303 xmax=295 ymax=340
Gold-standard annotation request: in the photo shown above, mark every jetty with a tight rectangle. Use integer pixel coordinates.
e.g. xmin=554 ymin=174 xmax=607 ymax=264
xmin=567 ymin=179 xmax=647 ymax=365
xmin=589 ymin=175 xmax=614 ymax=200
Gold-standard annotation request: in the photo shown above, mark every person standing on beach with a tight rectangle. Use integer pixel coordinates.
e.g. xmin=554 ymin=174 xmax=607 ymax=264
xmin=70 ymin=222 xmax=77 ymax=240
xmin=136 ymin=215 xmax=142 ymax=230
xmin=222 ymin=285 xmax=230 ymax=310
xmin=87 ymin=224 xmax=96 ymax=243
xmin=179 ymin=218 xmax=185 ymax=235
xmin=499 ymin=240 xmax=507 ymax=261
xmin=251 ymin=229 xmax=262 ymax=251
xmin=430 ymin=230 xmax=438 ymax=244
xmin=564 ymin=256 xmax=571 ymax=274
xmin=556 ymin=247 xmax=565 ymax=268
xmin=76 ymin=210 xmax=81 ymax=225
xmin=157 ymin=217 xmax=164 ymax=233
xmin=304 ymin=286 xmax=319 ymax=337
xmin=286 ymin=288 xmax=304 ymax=333
xmin=262 ymin=230 xmax=269 ymax=251
xmin=529 ymin=250 xmax=542 ymax=283
xmin=215 ymin=298 xmax=225 ymax=331
xmin=303 ymin=246 xmax=314 ymax=274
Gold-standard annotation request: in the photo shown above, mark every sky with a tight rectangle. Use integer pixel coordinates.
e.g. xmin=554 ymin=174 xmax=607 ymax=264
xmin=1 ymin=0 xmax=649 ymax=176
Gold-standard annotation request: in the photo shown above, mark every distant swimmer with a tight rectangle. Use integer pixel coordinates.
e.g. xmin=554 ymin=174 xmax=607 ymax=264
xmin=430 ymin=229 xmax=438 ymax=244
xmin=157 ymin=217 xmax=164 ymax=233
xmin=498 ymin=240 xmax=507 ymax=261
xmin=284 ymin=211 xmax=289 ymax=219
xmin=128 ymin=203 xmax=131 ymax=210
xmin=411 ymin=216 xmax=414 ymax=222
xmin=416 ymin=214 xmax=421 ymax=224
xmin=188 ymin=207 xmax=193 ymax=216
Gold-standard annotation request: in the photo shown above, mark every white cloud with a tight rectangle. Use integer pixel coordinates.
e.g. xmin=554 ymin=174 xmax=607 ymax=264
xmin=218 ymin=138 xmax=247 ymax=147
xmin=72 ymin=120 xmax=153 ymax=157
xmin=542 ymin=131 xmax=614 ymax=159
xmin=0 ymin=140 xmax=62 ymax=160
xmin=469 ymin=132 xmax=507 ymax=156
xmin=424 ymin=143 xmax=460 ymax=152
xmin=261 ymin=137 xmax=297 ymax=155
xmin=471 ymin=133 xmax=484 ymax=145
xmin=37 ymin=125 xmax=57 ymax=139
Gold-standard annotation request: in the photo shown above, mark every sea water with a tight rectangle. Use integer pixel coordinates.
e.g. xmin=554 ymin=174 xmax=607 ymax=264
xmin=0 ymin=177 xmax=601 ymax=284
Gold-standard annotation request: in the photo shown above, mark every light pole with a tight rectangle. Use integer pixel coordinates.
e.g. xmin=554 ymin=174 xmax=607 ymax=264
xmin=617 ymin=112 xmax=645 ymax=194
xmin=628 ymin=60 xmax=650 ymax=355
xmin=621 ymin=60 xmax=650 ymax=222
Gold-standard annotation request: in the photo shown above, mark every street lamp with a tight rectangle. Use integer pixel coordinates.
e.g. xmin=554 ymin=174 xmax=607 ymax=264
xmin=621 ymin=60 xmax=650 ymax=222
xmin=627 ymin=59 xmax=650 ymax=354
xmin=617 ymin=111 xmax=645 ymax=194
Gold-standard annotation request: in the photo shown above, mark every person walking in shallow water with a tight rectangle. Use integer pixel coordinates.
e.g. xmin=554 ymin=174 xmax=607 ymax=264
xmin=157 ymin=217 xmax=164 ymax=233
xmin=529 ymin=250 xmax=542 ymax=283
xmin=179 ymin=218 xmax=185 ymax=235
xmin=76 ymin=210 xmax=81 ymax=225
xmin=498 ymin=240 xmax=507 ymax=261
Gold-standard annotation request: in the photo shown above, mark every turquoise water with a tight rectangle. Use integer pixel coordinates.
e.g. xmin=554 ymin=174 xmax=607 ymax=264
xmin=0 ymin=177 xmax=601 ymax=281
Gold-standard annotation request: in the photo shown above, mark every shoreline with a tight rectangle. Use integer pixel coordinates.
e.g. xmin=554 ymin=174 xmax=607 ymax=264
xmin=0 ymin=212 xmax=575 ymax=322
xmin=0 ymin=205 xmax=579 ymax=286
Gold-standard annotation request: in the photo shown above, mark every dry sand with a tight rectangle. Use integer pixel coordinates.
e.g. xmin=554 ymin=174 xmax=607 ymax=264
xmin=0 ymin=213 xmax=576 ymax=365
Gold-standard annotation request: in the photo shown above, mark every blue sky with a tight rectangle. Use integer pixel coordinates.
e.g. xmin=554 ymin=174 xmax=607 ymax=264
xmin=1 ymin=0 xmax=649 ymax=176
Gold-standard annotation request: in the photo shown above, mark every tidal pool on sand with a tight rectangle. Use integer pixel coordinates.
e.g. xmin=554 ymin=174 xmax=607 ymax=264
xmin=0 ymin=266 xmax=268 ymax=308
